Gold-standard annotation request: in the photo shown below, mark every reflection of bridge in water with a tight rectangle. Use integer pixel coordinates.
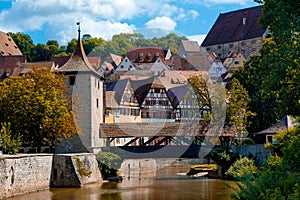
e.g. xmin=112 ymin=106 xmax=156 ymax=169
xmin=100 ymin=122 xmax=234 ymax=158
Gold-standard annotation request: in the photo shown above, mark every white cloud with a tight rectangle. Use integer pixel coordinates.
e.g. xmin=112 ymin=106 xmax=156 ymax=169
xmin=188 ymin=10 xmax=199 ymax=19
xmin=145 ymin=16 xmax=177 ymax=31
xmin=187 ymin=34 xmax=207 ymax=46
xmin=0 ymin=0 xmax=140 ymax=44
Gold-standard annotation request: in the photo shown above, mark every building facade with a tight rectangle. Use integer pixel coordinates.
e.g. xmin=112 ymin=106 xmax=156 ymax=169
xmin=201 ymin=6 xmax=268 ymax=60
xmin=57 ymin=27 xmax=104 ymax=153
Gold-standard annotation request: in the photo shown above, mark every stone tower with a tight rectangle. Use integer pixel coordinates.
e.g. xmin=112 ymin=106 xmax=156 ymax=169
xmin=57 ymin=23 xmax=104 ymax=153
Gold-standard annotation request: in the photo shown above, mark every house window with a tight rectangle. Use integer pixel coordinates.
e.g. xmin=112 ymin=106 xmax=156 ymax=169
xmin=115 ymin=110 xmax=120 ymax=117
xmin=229 ymin=44 xmax=233 ymax=48
xmin=69 ymin=76 xmax=76 ymax=85
xmin=96 ymin=98 xmax=99 ymax=108
xmin=234 ymin=61 xmax=239 ymax=65
xmin=148 ymin=101 xmax=153 ymax=106
xmin=142 ymin=111 xmax=147 ymax=118
xmin=120 ymin=65 xmax=124 ymax=69
xmin=149 ymin=112 xmax=154 ymax=118
xmin=130 ymin=96 xmax=135 ymax=103
xmin=241 ymin=41 xmax=245 ymax=46
xmin=131 ymin=109 xmax=140 ymax=116
xmin=139 ymin=53 xmax=143 ymax=60
xmin=217 ymin=45 xmax=221 ymax=49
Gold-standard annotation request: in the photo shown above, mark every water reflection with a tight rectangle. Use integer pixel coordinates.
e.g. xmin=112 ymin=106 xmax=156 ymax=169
xmin=9 ymin=167 xmax=233 ymax=200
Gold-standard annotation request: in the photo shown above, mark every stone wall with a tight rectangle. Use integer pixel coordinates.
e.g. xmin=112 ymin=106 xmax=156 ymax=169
xmin=0 ymin=154 xmax=53 ymax=199
xmin=119 ymin=159 xmax=156 ymax=178
xmin=51 ymin=153 xmax=102 ymax=187
xmin=232 ymin=144 xmax=273 ymax=166
xmin=0 ymin=153 xmax=102 ymax=199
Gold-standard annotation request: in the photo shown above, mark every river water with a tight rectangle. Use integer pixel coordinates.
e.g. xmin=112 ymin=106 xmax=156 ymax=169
xmin=9 ymin=167 xmax=234 ymax=200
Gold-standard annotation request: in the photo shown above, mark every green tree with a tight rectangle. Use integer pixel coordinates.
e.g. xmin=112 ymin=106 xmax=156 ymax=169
xmin=147 ymin=33 xmax=187 ymax=55
xmin=187 ymin=75 xmax=212 ymax=118
xmin=82 ymin=37 xmax=106 ymax=56
xmin=0 ymin=122 xmax=21 ymax=154
xmin=0 ymin=66 xmax=76 ymax=151
xmin=33 ymin=43 xmax=53 ymax=61
xmin=96 ymin=151 xmax=122 ymax=179
xmin=229 ymin=117 xmax=300 ymax=199
xmin=234 ymin=0 xmax=300 ymax=133
xmin=9 ymin=32 xmax=35 ymax=61
xmin=66 ymin=38 xmax=77 ymax=54
xmin=226 ymin=78 xmax=255 ymax=140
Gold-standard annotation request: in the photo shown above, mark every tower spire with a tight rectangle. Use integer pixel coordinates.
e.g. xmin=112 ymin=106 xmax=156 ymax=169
xmin=76 ymin=22 xmax=81 ymax=42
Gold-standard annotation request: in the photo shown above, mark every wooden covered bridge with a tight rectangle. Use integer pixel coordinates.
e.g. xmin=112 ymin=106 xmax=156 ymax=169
xmin=99 ymin=122 xmax=235 ymax=158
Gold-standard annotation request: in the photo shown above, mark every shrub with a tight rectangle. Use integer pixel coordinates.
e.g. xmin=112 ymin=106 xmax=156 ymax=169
xmin=241 ymin=138 xmax=255 ymax=145
xmin=226 ymin=157 xmax=258 ymax=179
xmin=96 ymin=151 xmax=122 ymax=179
xmin=0 ymin=122 xmax=21 ymax=154
xmin=208 ymin=147 xmax=239 ymax=167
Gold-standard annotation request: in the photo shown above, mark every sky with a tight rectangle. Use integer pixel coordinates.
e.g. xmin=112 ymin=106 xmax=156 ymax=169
xmin=0 ymin=0 xmax=259 ymax=46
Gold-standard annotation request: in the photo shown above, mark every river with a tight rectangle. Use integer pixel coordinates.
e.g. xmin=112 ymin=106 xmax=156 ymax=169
xmin=9 ymin=166 xmax=234 ymax=200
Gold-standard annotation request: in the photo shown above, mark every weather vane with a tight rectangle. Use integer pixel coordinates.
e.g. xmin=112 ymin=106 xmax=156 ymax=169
xmin=76 ymin=22 xmax=81 ymax=32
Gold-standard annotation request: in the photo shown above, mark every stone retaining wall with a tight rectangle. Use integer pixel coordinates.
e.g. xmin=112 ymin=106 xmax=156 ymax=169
xmin=232 ymin=144 xmax=273 ymax=166
xmin=0 ymin=154 xmax=53 ymax=199
xmin=0 ymin=153 xmax=102 ymax=199
xmin=51 ymin=153 xmax=102 ymax=187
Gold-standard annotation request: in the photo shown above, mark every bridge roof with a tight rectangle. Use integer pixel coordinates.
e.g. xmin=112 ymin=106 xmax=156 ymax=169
xmin=100 ymin=122 xmax=235 ymax=138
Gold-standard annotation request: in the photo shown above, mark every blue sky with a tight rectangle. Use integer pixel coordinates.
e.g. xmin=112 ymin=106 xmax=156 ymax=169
xmin=0 ymin=0 xmax=259 ymax=46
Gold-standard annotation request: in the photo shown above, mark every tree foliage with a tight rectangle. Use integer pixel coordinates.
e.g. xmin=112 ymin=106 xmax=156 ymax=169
xmin=96 ymin=151 xmax=122 ymax=179
xmin=10 ymin=32 xmax=186 ymax=62
xmin=0 ymin=66 xmax=76 ymax=150
xmin=9 ymin=32 xmax=35 ymax=61
xmin=234 ymin=0 xmax=300 ymax=133
xmin=226 ymin=78 xmax=255 ymax=138
xmin=229 ymin=117 xmax=300 ymax=199
xmin=0 ymin=122 xmax=21 ymax=154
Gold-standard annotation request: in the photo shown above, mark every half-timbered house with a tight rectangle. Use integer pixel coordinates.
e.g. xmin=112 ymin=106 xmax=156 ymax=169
xmin=131 ymin=77 xmax=175 ymax=122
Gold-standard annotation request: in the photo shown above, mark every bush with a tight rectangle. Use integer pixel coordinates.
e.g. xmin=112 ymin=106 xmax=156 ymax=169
xmin=0 ymin=122 xmax=21 ymax=154
xmin=229 ymin=156 xmax=300 ymax=200
xmin=241 ymin=138 xmax=255 ymax=145
xmin=226 ymin=157 xmax=258 ymax=179
xmin=96 ymin=151 xmax=122 ymax=179
xmin=208 ymin=147 xmax=239 ymax=167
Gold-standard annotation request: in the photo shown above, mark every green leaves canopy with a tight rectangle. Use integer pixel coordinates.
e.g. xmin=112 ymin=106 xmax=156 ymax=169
xmin=0 ymin=66 xmax=76 ymax=149
xmin=234 ymin=0 xmax=300 ymax=132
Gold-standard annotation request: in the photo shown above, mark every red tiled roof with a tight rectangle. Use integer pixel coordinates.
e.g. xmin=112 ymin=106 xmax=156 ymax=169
xmin=201 ymin=6 xmax=265 ymax=47
xmin=0 ymin=31 xmax=23 ymax=56
xmin=127 ymin=47 xmax=165 ymax=63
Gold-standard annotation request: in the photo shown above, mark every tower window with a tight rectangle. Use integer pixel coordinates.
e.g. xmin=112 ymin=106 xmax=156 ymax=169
xmin=69 ymin=76 xmax=76 ymax=85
